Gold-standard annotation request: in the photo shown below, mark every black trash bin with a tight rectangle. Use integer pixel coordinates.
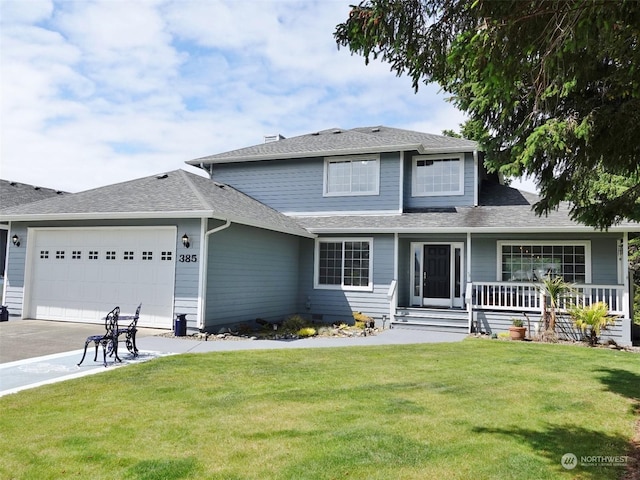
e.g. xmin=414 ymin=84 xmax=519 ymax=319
xmin=0 ymin=306 xmax=8 ymax=322
xmin=174 ymin=313 xmax=187 ymax=337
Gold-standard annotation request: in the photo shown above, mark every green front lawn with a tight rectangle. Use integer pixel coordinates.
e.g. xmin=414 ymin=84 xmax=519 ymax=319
xmin=1 ymin=339 xmax=638 ymax=479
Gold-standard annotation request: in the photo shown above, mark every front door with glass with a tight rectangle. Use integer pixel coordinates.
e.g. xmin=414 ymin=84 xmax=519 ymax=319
xmin=411 ymin=242 xmax=464 ymax=308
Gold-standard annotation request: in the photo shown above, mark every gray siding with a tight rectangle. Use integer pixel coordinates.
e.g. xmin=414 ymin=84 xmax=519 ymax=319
xmin=298 ymin=234 xmax=395 ymax=324
xmin=205 ymin=223 xmax=300 ymax=329
xmin=211 ymin=153 xmax=401 ymax=213
xmin=171 ymin=218 xmax=201 ymax=327
xmin=404 ymin=152 xmax=476 ymax=209
xmin=3 ymin=224 xmax=28 ymax=316
xmin=474 ymin=310 xmax=630 ymax=345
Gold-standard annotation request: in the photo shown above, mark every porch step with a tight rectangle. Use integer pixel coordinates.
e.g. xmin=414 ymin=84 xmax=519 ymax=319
xmin=392 ymin=308 xmax=469 ymax=333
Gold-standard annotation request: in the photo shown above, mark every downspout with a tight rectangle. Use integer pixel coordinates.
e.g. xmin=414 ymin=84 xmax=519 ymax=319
xmin=200 ymin=162 xmax=213 ymax=179
xmin=197 ymin=219 xmax=232 ymax=330
xmin=398 ymin=151 xmax=404 ymax=214
xmin=473 ymin=150 xmax=479 ymax=206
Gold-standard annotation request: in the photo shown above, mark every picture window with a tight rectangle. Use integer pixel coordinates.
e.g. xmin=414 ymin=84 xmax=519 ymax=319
xmin=498 ymin=242 xmax=590 ymax=283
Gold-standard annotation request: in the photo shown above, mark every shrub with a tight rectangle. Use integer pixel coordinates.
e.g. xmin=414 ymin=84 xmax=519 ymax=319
xmin=281 ymin=314 xmax=310 ymax=333
xmin=297 ymin=327 xmax=317 ymax=338
xmin=353 ymin=311 xmax=374 ymax=329
xmin=570 ymin=302 xmax=616 ymax=346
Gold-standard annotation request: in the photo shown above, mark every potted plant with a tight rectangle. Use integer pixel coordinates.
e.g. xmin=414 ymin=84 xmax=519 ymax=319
xmin=509 ymin=318 xmax=527 ymax=341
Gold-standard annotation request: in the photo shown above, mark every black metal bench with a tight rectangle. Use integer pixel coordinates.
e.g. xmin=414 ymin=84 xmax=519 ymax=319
xmin=116 ymin=303 xmax=141 ymax=357
xmin=78 ymin=306 xmax=121 ymax=367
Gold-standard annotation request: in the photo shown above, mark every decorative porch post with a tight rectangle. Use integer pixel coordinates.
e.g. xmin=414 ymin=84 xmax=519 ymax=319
xmin=621 ymin=232 xmax=632 ymax=345
xmin=466 ymin=232 xmax=473 ymax=333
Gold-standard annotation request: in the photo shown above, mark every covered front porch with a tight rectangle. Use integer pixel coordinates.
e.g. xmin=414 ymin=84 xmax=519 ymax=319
xmin=389 ymin=232 xmax=632 ymax=345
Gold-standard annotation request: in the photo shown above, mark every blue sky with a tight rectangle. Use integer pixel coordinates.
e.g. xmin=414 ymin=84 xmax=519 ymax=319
xmin=1 ymin=0 xmax=535 ymax=193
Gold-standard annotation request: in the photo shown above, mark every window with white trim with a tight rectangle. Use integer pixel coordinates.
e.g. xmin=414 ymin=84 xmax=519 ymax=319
xmin=412 ymin=154 xmax=464 ymax=196
xmin=498 ymin=242 xmax=590 ymax=283
xmin=315 ymin=238 xmax=373 ymax=290
xmin=324 ymin=155 xmax=379 ymax=196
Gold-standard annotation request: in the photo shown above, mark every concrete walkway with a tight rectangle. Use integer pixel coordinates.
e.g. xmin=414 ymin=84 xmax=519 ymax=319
xmin=0 ymin=319 xmax=465 ymax=397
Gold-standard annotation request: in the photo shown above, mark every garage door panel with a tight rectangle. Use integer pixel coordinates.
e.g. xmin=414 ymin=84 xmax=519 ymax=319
xmin=28 ymin=227 xmax=177 ymax=328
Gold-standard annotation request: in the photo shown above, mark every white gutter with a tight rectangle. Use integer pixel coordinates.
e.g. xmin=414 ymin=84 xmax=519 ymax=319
xmin=0 ymin=210 xmax=214 ymax=222
xmin=304 ymin=226 xmax=638 ymax=234
xmin=473 ymin=150 xmax=479 ymax=206
xmin=398 ymin=151 xmax=405 ymax=214
xmin=197 ymin=219 xmax=232 ymax=330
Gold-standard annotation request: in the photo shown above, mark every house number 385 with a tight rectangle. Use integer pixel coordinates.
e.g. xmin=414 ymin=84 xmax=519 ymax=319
xmin=179 ymin=254 xmax=197 ymax=263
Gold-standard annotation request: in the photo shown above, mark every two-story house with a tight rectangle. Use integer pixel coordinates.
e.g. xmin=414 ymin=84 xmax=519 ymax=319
xmin=1 ymin=126 xmax=636 ymax=344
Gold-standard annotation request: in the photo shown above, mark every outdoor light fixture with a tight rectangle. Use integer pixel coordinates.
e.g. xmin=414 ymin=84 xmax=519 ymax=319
xmin=182 ymin=233 xmax=190 ymax=249
xmin=12 ymin=234 xmax=20 ymax=247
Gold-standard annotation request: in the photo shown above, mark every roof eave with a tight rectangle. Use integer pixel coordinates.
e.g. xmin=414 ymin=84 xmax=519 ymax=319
xmin=305 ymin=225 xmax=637 ymax=234
xmin=186 ymin=144 xmax=477 ymax=165
xmin=0 ymin=211 xmax=215 ymax=222
xmin=1 ymin=211 xmax=316 ymax=238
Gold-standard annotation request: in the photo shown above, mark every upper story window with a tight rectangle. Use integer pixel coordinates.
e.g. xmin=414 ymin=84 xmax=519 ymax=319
xmin=412 ymin=154 xmax=464 ymax=196
xmin=324 ymin=155 xmax=379 ymax=197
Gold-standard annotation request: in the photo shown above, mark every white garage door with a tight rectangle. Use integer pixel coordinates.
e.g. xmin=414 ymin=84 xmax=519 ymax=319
xmin=26 ymin=227 xmax=177 ymax=328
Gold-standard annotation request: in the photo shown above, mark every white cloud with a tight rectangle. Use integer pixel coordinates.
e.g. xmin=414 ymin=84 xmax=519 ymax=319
xmin=0 ymin=0 xmax=467 ymax=192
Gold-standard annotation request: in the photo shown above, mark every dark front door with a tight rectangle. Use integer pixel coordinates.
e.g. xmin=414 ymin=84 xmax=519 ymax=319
xmin=423 ymin=245 xmax=451 ymax=304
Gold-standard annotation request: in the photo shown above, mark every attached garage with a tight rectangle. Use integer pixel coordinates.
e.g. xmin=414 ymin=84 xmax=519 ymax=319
xmin=1 ymin=169 xmax=314 ymax=330
xmin=25 ymin=227 xmax=177 ymax=328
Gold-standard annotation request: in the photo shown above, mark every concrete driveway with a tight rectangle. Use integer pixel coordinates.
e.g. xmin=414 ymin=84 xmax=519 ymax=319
xmin=0 ymin=318 xmax=166 ymax=364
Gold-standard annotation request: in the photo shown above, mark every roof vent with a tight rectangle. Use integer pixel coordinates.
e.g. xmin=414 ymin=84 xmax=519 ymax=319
xmin=332 ymin=129 xmax=342 ymax=134
xmin=156 ymin=173 xmax=169 ymax=179
xmin=264 ymin=134 xmax=285 ymax=144
xmin=311 ymin=132 xmax=320 ymax=136
xmin=371 ymin=127 xmax=380 ymax=132
xmin=9 ymin=181 xmax=16 ymax=186
xmin=34 ymin=186 xmax=40 ymax=190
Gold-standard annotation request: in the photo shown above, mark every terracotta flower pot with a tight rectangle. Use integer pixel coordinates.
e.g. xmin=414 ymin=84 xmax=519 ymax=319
xmin=508 ymin=326 xmax=527 ymax=341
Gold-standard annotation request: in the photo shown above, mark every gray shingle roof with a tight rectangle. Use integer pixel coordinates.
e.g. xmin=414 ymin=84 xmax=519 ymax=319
xmin=295 ymin=183 xmax=639 ymax=233
xmin=0 ymin=179 xmax=66 ymax=209
xmin=186 ymin=126 xmax=478 ymax=165
xmin=0 ymin=170 xmax=313 ymax=238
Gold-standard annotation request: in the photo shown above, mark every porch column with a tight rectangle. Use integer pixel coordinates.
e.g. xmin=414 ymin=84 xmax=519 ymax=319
xmin=621 ymin=232 xmax=631 ymax=346
xmin=466 ymin=232 xmax=473 ymax=332
xmin=390 ymin=233 xmax=399 ymax=325
xmin=622 ymin=232 xmax=630 ymax=319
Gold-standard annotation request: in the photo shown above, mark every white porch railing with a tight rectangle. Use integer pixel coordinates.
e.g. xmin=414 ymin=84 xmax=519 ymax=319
xmin=469 ymin=282 xmax=626 ymax=316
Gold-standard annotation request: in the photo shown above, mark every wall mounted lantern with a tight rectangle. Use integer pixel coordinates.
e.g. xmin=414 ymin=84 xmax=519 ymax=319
xmin=181 ymin=233 xmax=190 ymax=249
xmin=11 ymin=234 xmax=20 ymax=247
